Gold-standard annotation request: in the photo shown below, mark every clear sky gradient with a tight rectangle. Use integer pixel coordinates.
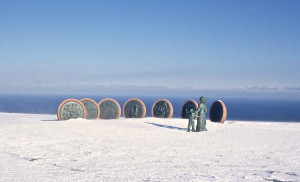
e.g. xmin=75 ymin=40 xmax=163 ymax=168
xmin=1 ymin=0 xmax=299 ymax=98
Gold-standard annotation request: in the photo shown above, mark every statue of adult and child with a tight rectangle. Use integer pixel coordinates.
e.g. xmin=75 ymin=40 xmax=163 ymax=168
xmin=187 ymin=96 xmax=207 ymax=132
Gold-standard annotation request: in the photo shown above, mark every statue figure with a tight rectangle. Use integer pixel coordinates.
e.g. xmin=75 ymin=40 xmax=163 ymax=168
xmin=194 ymin=96 xmax=207 ymax=132
xmin=187 ymin=109 xmax=198 ymax=132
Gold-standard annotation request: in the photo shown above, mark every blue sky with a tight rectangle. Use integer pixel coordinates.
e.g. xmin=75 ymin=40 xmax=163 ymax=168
xmin=0 ymin=0 xmax=299 ymax=98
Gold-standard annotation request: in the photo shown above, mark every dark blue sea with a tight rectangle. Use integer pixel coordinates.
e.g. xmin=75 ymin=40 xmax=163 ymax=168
xmin=0 ymin=94 xmax=299 ymax=122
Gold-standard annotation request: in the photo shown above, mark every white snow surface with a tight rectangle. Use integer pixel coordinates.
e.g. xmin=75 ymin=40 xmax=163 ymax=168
xmin=0 ymin=112 xmax=299 ymax=182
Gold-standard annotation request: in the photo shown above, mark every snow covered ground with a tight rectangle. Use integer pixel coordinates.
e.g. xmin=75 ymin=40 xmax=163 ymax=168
xmin=0 ymin=112 xmax=299 ymax=182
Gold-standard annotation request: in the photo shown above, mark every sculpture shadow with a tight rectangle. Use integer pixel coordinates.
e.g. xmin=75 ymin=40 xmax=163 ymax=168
xmin=41 ymin=119 xmax=58 ymax=122
xmin=146 ymin=122 xmax=186 ymax=131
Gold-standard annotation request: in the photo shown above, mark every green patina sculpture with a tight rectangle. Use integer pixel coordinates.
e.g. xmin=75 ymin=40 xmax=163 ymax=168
xmin=187 ymin=109 xmax=199 ymax=132
xmin=194 ymin=96 xmax=207 ymax=132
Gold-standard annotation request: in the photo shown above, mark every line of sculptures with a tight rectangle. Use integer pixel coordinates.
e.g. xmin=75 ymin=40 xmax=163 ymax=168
xmin=57 ymin=96 xmax=227 ymax=132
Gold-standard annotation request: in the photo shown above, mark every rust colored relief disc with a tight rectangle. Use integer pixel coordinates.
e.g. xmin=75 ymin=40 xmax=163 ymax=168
xmin=123 ymin=98 xmax=146 ymax=118
xmin=98 ymin=98 xmax=121 ymax=119
xmin=181 ymin=99 xmax=198 ymax=119
xmin=57 ymin=99 xmax=87 ymax=121
xmin=209 ymin=100 xmax=227 ymax=123
xmin=151 ymin=99 xmax=173 ymax=118
xmin=80 ymin=98 xmax=100 ymax=119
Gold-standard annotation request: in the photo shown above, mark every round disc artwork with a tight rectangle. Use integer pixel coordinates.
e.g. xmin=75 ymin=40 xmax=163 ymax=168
xmin=98 ymin=98 xmax=121 ymax=119
xmin=80 ymin=98 xmax=100 ymax=119
xmin=181 ymin=100 xmax=198 ymax=119
xmin=151 ymin=99 xmax=173 ymax=118
xmin=57 ymin=99 xmax=86 ymax=121
xmin=123 ymin=98 xmax=146 ymax=118
xmin=209 ymin=100 xmax=227 ymax=123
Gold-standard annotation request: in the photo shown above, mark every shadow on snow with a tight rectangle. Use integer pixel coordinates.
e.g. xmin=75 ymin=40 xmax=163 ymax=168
xmin=146 ymin=122 xmax=186 ymax=131
xmin=41 ymin=119 xmax=58 ymax=122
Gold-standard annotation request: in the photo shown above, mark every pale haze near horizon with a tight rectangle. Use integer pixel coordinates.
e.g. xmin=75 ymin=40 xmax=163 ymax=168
xmin=0 ymin=1 xmax=299 ymax=98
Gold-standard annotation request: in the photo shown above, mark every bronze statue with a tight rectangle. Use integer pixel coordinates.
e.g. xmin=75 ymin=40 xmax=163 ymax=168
xmin=187 ymin=109 xmax=198 ymax=132
xmin=194 ymin=96 xmax=207 ymax=132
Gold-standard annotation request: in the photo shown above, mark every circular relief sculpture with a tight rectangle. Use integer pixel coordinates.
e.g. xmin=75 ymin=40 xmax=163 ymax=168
xmin=209 ymin=100 xmax=227 ymax=123
xmin=181 ymin=99 xmax=198 ymax=119
xmin=151 ymin=99 xmax=173 ymax=118
xmin=80 ymin=98 xmax=100 ymax=119
xmin=57 ymin=98 xmax=87 ymax=121
xmin=123 ymin=98 xmax=146 ymax=118
xmin=98 ymin=98 xmax=121 ymax=119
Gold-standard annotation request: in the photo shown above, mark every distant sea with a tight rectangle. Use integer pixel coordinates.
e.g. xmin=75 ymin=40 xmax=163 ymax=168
xmin=0 ymin=94 xmax=299 ymax=122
